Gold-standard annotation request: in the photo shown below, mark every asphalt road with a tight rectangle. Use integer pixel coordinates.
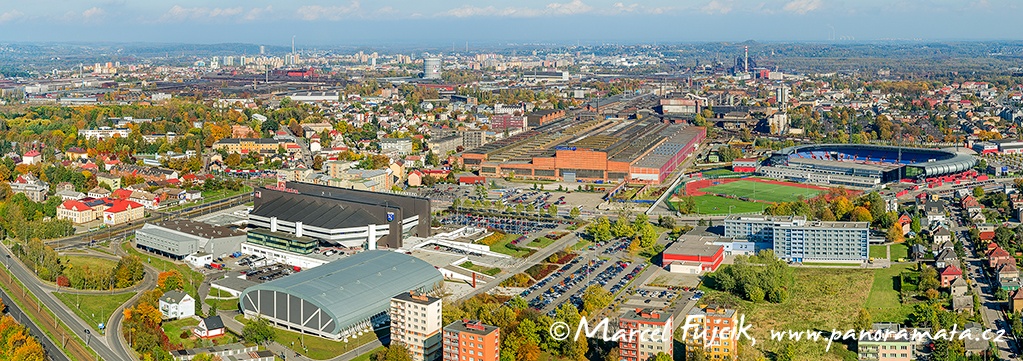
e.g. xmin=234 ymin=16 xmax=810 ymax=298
xmin=959 ymin=225 xmax=1019 ymax=360
xmin=0 ymin=244 xmax=129 ymax=361
xmin=0 ymin=287 xmax=70 ymax=361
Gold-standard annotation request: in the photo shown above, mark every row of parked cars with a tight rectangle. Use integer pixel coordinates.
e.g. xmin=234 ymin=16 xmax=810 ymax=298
xmin=567 ymin=261 xmax=633 ymax=311
xmin=528 ymin=259 xmax=608 ymax=310
xmin=519 ymin=259 xmax=580 ymax=299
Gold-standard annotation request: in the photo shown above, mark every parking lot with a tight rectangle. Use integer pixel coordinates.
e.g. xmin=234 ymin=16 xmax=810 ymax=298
xmin=242 ymin=263 xmax=298 ymax=282
xmin=438 ymin=213 xmax=564 ymax=235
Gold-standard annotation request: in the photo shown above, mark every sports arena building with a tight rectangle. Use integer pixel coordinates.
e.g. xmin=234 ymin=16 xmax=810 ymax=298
xmin=248 ymin=182 xmax=431 ymax=249
xmin=762 ymin=144 xmax=976 ymax=188
xmin=239 ymin=250 xmax=443 ymax=340
xmin=461 ymin=116 xmax=705 ymax=184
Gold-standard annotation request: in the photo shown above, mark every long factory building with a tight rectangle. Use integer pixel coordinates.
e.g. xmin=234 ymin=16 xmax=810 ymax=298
xmin=460 ymin=116 xmax=705 ymax=184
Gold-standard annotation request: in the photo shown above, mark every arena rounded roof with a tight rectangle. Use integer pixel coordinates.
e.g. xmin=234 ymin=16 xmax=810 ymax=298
xmin=239 ymin=250 xmax=443 ymax=335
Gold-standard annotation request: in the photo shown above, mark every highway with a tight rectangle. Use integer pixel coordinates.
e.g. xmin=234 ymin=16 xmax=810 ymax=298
xmin=0 ymin=243 xmax=129 ymax=361
xmin=0 ymin=287 xmax=70 ymax=361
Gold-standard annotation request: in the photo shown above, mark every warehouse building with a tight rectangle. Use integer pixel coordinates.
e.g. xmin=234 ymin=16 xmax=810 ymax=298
xmin=248 ymin=182 xmax=431 ymax=249
xmin=463 ymin=116 xmax=705 ymax=184
xmin=135 ymin=220 xmax=246 ymax=260
xmin=239 ymin=250 xmax=443 ymax=340
xmin=661 ymin=235 xmax=726 ymax=274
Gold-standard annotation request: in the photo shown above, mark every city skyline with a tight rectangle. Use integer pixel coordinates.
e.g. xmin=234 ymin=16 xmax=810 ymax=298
xmin=0 ymin=0 xmax=1021 ymax=45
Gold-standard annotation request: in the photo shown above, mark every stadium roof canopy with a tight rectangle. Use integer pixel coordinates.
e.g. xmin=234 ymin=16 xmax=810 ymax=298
xmin=239 ymin=250 xmax=443 ymax=337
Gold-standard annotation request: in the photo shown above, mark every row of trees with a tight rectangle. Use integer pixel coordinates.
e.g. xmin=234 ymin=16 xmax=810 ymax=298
xmin=585 ymin=213 xmax=658 ymax=248
xmin=0 ymin=300 xmax=46 ymax=361
xmin=11 ymin=239 xmax=145 ymax=290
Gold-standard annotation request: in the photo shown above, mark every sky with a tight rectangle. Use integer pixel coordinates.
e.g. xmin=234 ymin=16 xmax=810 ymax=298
xmin=0 ymin=0 xmax=1019 ymax=45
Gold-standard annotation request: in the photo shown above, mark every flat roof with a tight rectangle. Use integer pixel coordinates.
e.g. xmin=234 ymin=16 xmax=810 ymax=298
xmin=393 ymin=291 xmax=441 ymax=305
xmin=156 ymin=219 xmax=245 ymax=239
xmin=445 ymin=320 xmax=499 ymax=336
xmin=621 ymin=308 xmax=672 ymax=323
xmin=664 ymin=235 xmax=726 ymax=257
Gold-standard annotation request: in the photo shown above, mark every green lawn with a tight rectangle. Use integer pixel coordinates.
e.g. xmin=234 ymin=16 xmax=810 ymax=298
xmin=701 ymin=168 xmax=740 ymax=178
xmin=350 ymin=346 xmax=385 ymax=361
xmin=64 ymin=256 xmax=117 ymax=273
xmin=865 ymin=264 xmax=917 ymax=323
xmin=458 ymin=262 xmax=501 ymax=276
xmin=891 ymin=243 xmax=909 ymax=261
xmin=489 ymin=234 xmax=532 ymax=257
xmin=700 ymin=180 xmax=823 ymax=203
xmin=162 ymin=317 xmax=200 ymax=349
xmin=801 ymin=262 xmax=862 ymax=267
xmin=528 ymin=236 xmax=555 ymax=248
xmin=53 ymin=291 xmax=137 ymax=332
xmin=206 ymin=298 xmax=241 ymax=312
xmin=738 ymin=267 xmax=873 ymax=361
xmin=683 ymin=195 xmax=765 ymax=215
xmin=869 ymin=245 xmax=888 ymax=259
xmin=571 ymin=239 xmax=592 ymax=251
xmin=235 ymin=315 xmax=377 ymax=360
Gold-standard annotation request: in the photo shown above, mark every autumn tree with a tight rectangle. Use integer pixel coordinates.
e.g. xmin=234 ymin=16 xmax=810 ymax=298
xmin=157 ymin=270 xmax=185 ymax=292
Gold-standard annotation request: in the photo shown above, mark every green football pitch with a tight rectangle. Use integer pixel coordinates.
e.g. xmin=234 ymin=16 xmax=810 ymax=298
xmin=700 ymin=180 xmax=823 ymax=203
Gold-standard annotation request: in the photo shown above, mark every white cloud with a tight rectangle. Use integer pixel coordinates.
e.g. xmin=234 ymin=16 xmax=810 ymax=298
xmin=161 ymin=5 xmax=244 ymax=22
xmin=441 ymin=0 xmax=595 ymax=18
xmin=546 ymin=0 xmax=593 ymax=15
xmin=701 ymin=0 xmax=732 ymax=14
xmin=0 ymin=10 xmax=24 ymax=23
xmin=81 ymin=7 xmax=105 ymax=20
xmin=244 ymin=6 xmax=272 ymax=21
xmin=783 ymin=0 xmax=822 ymax=14
xmin=611 ymin=2 xmax=639 ymax=13
xmin=296 ymin=1 xmax=361 ymax=21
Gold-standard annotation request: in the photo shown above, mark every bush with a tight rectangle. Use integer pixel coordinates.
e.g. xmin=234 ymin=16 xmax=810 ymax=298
xmin=180 ymin=331 xmax=190 ymax=339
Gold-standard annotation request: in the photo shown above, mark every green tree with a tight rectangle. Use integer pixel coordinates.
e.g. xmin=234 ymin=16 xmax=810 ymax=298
xmin=651 ymin=353 xmax=672 ymax=361
xmin=372 ymin=344 xmax=414 ymax=361
xmin=587 ymin=217 xmax=612 ymax=242
xmin=611 ymin=216 xmax=635 ymax=238
xmin=581 ymin=285 xmax=613 ymax=314
xmin=973 ymin=186 xmax=984 ymax=198
xmin=569 ymin=207 xmax=580 ymax=219
xmin=242 ymin=317 xmax=277 ymax=346
xmin=855 ymin=308 xmax=872 ymax=330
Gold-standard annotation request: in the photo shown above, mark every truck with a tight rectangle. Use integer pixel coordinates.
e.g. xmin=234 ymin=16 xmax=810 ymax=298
xmin=210 ymin=263 xmax=224 ymax=270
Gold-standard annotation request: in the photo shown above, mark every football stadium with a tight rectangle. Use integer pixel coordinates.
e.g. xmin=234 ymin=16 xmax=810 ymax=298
xmin=762 ymin=144 xmax=977 ymax=188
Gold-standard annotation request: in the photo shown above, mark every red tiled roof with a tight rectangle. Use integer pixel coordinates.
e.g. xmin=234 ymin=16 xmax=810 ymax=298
xmin=23 ymin=150 xmax=41 ymax=157
xmin=941 ymin=265 xmax=962 ymax=276
xmin=60 ymin=200 xmax=92 ymax=212
xmin=105 ymin=199 xmax=143 ymax=213
xmin=112 ymin=189 xmax=133 ymax=199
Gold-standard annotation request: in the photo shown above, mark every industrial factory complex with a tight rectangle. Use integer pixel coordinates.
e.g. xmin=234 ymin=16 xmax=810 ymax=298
xmin=461 ymin=115 xmax=706 ymax=184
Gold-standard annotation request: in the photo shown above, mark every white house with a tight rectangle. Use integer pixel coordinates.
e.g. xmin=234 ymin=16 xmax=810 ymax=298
xmin=194 ymin=315 xmax=226 ymax=339
xmin=159 ymin=291 xmax=196 ymax=320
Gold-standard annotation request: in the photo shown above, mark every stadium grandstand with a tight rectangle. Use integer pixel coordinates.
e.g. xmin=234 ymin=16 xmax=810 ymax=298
xmin=761 ymin=144 xmax=977 ymax=187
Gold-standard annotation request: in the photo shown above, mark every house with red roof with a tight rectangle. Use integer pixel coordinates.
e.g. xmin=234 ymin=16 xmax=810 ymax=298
xmin=940 ymin=265 xmax=963 ymax=288
xmin=57 ymin=200 xmax=96 ymax=224
xmin=21 ymin=149 xmax=42 ymax=165
xmin=978 ymin=224 xmax=996 ymax=241
xmin=988 ymin=245 xmax=1015 ymax=269
xmin=103 ymin=199 xmax=144 ymax=225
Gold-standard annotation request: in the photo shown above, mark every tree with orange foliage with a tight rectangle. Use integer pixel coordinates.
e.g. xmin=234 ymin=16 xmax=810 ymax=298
xmin=157 ymin=270 xmax=184 ymax=292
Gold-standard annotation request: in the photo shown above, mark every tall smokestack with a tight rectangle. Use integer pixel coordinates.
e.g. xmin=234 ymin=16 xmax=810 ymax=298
xmin=744 ymin=44 xmax=752 ymax=73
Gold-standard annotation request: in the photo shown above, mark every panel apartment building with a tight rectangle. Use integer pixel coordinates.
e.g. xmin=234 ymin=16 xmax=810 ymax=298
xmin=391 ymin=291 xmax=443 ymax=361
xmin=724 ymin=215 xmax=869 ymax=262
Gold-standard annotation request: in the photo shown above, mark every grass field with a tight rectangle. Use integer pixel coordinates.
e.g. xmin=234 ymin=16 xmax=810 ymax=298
xmin=891 ymin=244 xmax=909 ymax=261
xmin=236 ymin=315 xmax=375 ymax=359
xmin=65 ymin=256 xmax=117 ymax=273
xmin=528 ymin=236 xmax=555 ymax=248
xmin=684 ymin=195 xmax=765 ymax=215
xmin=700 ymin=180 xmax=823 ymax=203
xmin=54 ymin=292 xmax=136 ymax=332
xmin=738 ymin=267 xmax=873 ymax=360
xmin=869 ymin=245 xmax=888 ymax=259
xmin=459 ymin=262 xmax=501 ymax=276
xmin=701 ymin=168 xmax=740 ymax=178
xmin=206 ymin=298 xmax=241 ymax=312
xmin=490 ymin=233 xmax=532 ymax=257
xmin=866 ymin=264 xmax=918 ymax=322
xmin=350 ymin=346 xmax=385 ymax=361
xmin=162 ymin=317 xmax=200 ymax=349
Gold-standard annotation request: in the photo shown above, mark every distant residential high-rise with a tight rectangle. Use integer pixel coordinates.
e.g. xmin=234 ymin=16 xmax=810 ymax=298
xmin=685 ymin=305 xmax=739 ymax=361
xmin=776 ymin=87 xmax=789 ymax=107
xmin=442 ymin=320 xmax=499 ymax=361
xmin=391 ymin=291 xmax=442 ymax=361
xmin=259 ymin=45 xmax=265 ymax=54
xmin=424 ymin=58 xmax=442 ymax=79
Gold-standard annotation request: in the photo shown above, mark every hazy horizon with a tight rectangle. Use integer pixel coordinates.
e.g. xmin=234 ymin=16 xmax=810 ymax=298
xmin=0 ymin=0 xmax=1021 ymax=46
